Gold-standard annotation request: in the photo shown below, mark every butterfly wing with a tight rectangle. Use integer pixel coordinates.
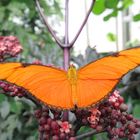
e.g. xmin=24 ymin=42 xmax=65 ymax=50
xmin=77 ymin=47 xmax=140 ymax=108
xmin=0 ymin=63 xmax=73 ymax=109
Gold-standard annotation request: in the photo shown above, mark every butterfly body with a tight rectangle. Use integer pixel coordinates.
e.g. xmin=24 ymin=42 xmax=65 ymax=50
xmin=67 ymin=65 xmax=77 ymax=85
xmin=67 ymin=65 xmax=78 ymax=106
xmin=0 ymin=47 xmax=140 ymax=110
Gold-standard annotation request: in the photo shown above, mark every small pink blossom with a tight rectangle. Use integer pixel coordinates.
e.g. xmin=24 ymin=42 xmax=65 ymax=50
xmin=113 ymin=90 xmax=120 ymax=98
xmin=0 ymin=46 xmax=6 ymax=51
xmin=58 ymin=121 xmax=72 ymax=133
xmin=109 ymin=90 xmax=120 ymax=103
xmin=109 ymin=96 xmax=118 ymax=103
xmin=88 ymin=108 xmax=101 ymax=125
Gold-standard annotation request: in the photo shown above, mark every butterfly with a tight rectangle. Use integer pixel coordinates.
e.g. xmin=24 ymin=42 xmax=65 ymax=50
xmin=0 ymin=47 xmax=140 ymax=110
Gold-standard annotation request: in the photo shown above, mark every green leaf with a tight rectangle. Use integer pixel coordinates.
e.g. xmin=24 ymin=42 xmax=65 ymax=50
xmin=7 ymin=115 xmax=22 ymax=131
xmin=133 ymin=104 xmax=140 ymax=119
xmin=123 ymin=0 xmax=134 ymax=9
xmin=105 ymin=0 xmax=118 ymax=9
xmin=7 ymin=1 xmax=26 ymax=15
xmin=104 ymin=10 xmax=118 ymax=21
xmin=92 ymin=0 xmax=105 ymax=15
xmin=133 ymin=13 xmax=140 ymax=22
xmin=0 ymin=94 xmax=6 ymax=102
xmin=107 ymin=33 xmax=116 ymax=42
xmin=10 ymin=101 xmax=23 ymax=114
xmin=0 ymin=101 xmax=10 ymax=119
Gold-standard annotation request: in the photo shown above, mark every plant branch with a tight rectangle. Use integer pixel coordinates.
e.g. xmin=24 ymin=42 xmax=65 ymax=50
xmin=63 ymin=0 xmax=70 ymax=121
xmin=69 ymin=0 xmax=95 ymax=48
xmin=35 ymin=0 xmax=95 ymax=48
xmin=76 ymin=129 xmax=105 ymax=140
xmin=63 ymin=0 xmax=70 ymax=70
xmin=35 ymin=0 xmax=64 ymax=48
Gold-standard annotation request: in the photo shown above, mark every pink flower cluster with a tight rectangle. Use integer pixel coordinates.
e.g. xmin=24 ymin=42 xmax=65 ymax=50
xmin=0 ymin=36 xmax=22 ymax=60
xmin=35 ymin=108 xmax=75 ymax=140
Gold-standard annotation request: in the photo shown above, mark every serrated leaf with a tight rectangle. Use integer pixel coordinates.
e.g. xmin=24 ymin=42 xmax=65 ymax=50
xmin=105 ymin=0 xmax=118 ymax=9
xmin=92 ymin=0 xmax=105 ymax=15
xmin=0 ymin=101 xmax=10 ymax=119
xmin=133 ymin=13 xmax=140 ymax=22
xmin=133 ymin=104 xmax=140 ymax=119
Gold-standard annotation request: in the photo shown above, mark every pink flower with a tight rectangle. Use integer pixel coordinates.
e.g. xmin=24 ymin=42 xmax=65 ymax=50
xmin=113 ymin=90 xmax=120 ymax=98
xmin=88 ymin=108 xmax=101 ymax=125
xmin=109 ymin=90 xmax=120 ymax=103
xmin=0 ymin=46 xmax=6 ymax=51
xmin=109 ymin=96 xmax=118 ymax=103
xmin=58 ymin=121 xmax=72 ymax=133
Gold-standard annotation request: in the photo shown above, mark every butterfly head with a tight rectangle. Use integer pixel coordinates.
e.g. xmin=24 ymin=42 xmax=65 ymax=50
xmin=69 ymin=64 xmax=75 ymax=68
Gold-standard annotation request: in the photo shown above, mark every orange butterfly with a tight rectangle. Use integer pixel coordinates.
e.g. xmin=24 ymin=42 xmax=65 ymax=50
xmin=0 ymin=47 xmax=140 ymax=110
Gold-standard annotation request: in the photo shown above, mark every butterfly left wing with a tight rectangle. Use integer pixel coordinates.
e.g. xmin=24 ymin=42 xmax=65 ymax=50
xmin=77 ymin=47 xmax=140 ymax=108
xmin=0 ymin=63 xmax=73 ymax=109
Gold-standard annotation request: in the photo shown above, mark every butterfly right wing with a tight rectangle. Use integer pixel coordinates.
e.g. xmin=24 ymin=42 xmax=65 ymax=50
xmin=76 ymin=47 xmax=140 ymax=108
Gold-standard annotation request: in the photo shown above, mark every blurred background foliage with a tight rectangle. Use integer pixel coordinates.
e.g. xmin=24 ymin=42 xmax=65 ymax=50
xmin=92 ymin=0 xmax=140 ymax=21
xmin=0 ymin=0 xmax=140 ymax=140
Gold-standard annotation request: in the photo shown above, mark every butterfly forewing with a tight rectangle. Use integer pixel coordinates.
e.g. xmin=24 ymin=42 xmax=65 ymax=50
xmin=0 ymin=63 xmax=73 ymax=109
xmin=77 ymin=47 xmax=140 ymax=108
